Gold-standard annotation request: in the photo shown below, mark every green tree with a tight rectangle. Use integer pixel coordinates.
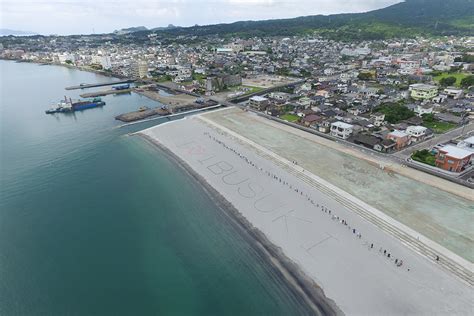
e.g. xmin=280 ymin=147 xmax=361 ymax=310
xmin=358 ymin=72 xmax=373 ymax=81
xmin=422 ymin=113 xmax=435 ymax=123
xmin=439 ymin=76 xmax=456 ymax=86
xmin=461 ymin=54 xmax=474 ymax=63
xmin=374 ymin=103 xmax=414 ymax=124
xmin=460 ymin=75 xmax=474 ymax=88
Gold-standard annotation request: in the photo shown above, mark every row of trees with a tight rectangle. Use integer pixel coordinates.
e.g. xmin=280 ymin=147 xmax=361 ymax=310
xmin=439 ymin=75 xmax=474 ymax=88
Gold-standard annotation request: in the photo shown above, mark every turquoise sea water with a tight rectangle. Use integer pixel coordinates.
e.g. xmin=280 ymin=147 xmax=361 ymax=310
xmin=0 ymin=60 xmax=311 ymax=315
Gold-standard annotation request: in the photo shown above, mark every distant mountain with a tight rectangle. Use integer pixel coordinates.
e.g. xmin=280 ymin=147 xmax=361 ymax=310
xmin=0 ymin=29 xmax=38 ymax=36
xmin=151 ymin=24 xmax=180 ymax=31
xmin=148 ymin=0 xmax=473 ymax=40
xmin=114 ymin=24 xmax=181 ymax=35
xmin=114 ymin=26 xmax=148 ymax=34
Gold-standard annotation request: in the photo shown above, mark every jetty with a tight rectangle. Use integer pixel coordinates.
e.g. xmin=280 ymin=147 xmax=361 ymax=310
xmin=65 ymin=79 xmax=135 ymax=90
xmin=80 ymin=88 xmax=132 ymax=98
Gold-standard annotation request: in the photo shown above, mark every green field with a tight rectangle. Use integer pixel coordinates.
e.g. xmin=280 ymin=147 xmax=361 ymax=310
xmin=242 ymin=85 xmax=264 ymax=94
xmin=226 ymin=85 xmax=264 ymax=96
xmin=411 ymin=149 xmax=437 ymax=166
xmin=433 ymin=72 xmax=469 ymax=87
xmin=280 ymin=114 xmax=299 ymax=122
xmin=422 ymin=121 xmax=457 ymax=133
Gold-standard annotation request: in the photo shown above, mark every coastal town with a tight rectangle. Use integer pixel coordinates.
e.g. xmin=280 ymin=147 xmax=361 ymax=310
xmin=2 ymin=33 xmax=473 ymax=187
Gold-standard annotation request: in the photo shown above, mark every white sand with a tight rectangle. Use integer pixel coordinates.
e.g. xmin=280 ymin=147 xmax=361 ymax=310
xmin=139 ymin=115 xmax=473 ymax=315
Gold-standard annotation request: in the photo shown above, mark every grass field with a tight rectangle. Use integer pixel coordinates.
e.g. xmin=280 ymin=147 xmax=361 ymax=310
xmin=242 ymin=85 xmax=264 ymax=94
xmin=422 ymin=121 xmax=457 ymax=133
xmin=433 ymin=72 xmax=469 ymax=87
xmin=280 ymin=114 xmax=299 ymax=122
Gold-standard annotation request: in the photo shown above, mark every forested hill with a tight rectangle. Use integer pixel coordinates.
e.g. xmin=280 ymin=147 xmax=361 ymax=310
xmin=151 ymin=0 xmax=473 ymax=40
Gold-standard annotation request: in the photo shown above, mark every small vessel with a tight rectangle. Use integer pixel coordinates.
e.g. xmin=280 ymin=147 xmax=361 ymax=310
xmin=45 ymin=100 xmax=73 ymax=114
xmin=45 ymin=96 xmax=105 ymax=114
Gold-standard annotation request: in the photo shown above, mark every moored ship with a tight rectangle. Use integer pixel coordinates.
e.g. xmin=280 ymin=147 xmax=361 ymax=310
xmin=45 ymin=97 xmax=106 ymax=114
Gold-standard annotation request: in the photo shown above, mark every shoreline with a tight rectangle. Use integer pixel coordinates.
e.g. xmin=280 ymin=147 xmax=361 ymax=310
xmin=1 ymin=58 xmax=125 ymax=79
xmin=139 ymin=133 xmax=343 ymax=316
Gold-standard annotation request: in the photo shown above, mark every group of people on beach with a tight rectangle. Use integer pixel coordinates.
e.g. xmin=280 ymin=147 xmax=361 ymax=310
xmin=204 ymin=131 xmax=411 ymax=271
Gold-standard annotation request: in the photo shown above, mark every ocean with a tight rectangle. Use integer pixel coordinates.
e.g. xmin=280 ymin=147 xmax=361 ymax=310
xmin=0 ymin=60 xmax=312 ymax=315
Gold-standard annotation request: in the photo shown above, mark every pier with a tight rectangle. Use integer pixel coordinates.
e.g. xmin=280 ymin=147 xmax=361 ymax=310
xmin=65 ymin=79 xmax=135 ymax=90
xmin=80 ymin=88 xmax=132 ymax=98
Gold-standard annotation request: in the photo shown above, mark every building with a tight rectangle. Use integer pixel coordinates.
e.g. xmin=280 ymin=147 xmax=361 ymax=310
xmin=414 ymin=104 xmax=434 ymax=116
xmin=206 ymin=74 xmax=242 ymax=92
xmin=370 ymin=113 xmax=386 ymax=127
xmin=100 ymin=56 xmax=112 ymax=70
xmin=330 ymin=121 xmax=354 ymax=139
xmin=224 ymin=43 xmax=244 ymax=53
xmin=350 ymin=134 xmax=382 ymax=150
xmin=405 ymin=126 xmax=428 ymax=142
xmin=174 ymin=68 xmax=192 ymax=82
xmin=58 ymin=53 xmax=75 ymax=64
xmin=435 ymin=145 xmax=472 ymax=172
xmin=216 ymin=48 xmax=233 ymax=54
xmin=443 ymin=87 xmax=464 ymax=99
xmin=132 ymin=60 xmax=148 ymax=78
xmin=248 ymin=96 xmax=269 ymax=111
xmin=409 ymin=84 xmax=438 ymax=100
xmin=387 ymin=130 xmax=411 ymax=150
xmin=458 ymin=136 xmax=474 ymax=152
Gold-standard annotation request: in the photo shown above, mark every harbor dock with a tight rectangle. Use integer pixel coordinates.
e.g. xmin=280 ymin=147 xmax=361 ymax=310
xmin=80 ymin=88 xmax=132 ymax=98
xmin=65 ymin=79 xmax=135 ymax=90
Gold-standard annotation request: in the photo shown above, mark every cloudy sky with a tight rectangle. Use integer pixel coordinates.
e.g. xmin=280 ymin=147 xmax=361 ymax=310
xmin=1 ymin=0 xmax=402 ymax=35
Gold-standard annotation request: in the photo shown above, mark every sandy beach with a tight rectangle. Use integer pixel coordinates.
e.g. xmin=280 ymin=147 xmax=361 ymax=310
xmin=140 ymin=134 xmax=341 ymax=316
xmin=138 ymin=114 xmax=473 ymax=315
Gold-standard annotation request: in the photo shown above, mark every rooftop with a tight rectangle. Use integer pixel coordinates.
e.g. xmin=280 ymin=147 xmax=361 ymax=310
xmin=406 ymin=125 xmax=427 ymax=132
xmin=331 ymin=121 xmax=354 ymax=129
xmin=410 ymin=83 xmax=437 ymax=91
xmin=250 ymin=96 xmax=268 ymax=102
xmin=440 ymin=145 xmax=473 ymax=160
xmin=388 ymin=130 xmax=409 ymax=138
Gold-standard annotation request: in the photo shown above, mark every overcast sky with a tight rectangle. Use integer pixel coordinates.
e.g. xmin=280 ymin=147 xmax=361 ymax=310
xmin=1 ymin=0 xmax=402 ymax=35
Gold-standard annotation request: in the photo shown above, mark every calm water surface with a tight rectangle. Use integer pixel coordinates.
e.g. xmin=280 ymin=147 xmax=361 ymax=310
xmin=0 ymin=61 xmax=310 ymax=315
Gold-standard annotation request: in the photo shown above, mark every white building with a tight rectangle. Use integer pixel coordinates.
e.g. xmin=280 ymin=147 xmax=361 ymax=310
xmin=414 ymin=104 xmax=434 ymax=116
xmin=100 ymin=56 xmax=112 ymax=70
xmin=92 ymin=55 xmax=112 ymax=70
xmin=405 ymin=126 xmax=428 ymax=142
xmin=58 ymin=53 xmax=75 ymax=64
xmin=443 ymin=88 xmax=464 ymax=100
xmin=330 ymin=121 xmax=354 ymax=139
